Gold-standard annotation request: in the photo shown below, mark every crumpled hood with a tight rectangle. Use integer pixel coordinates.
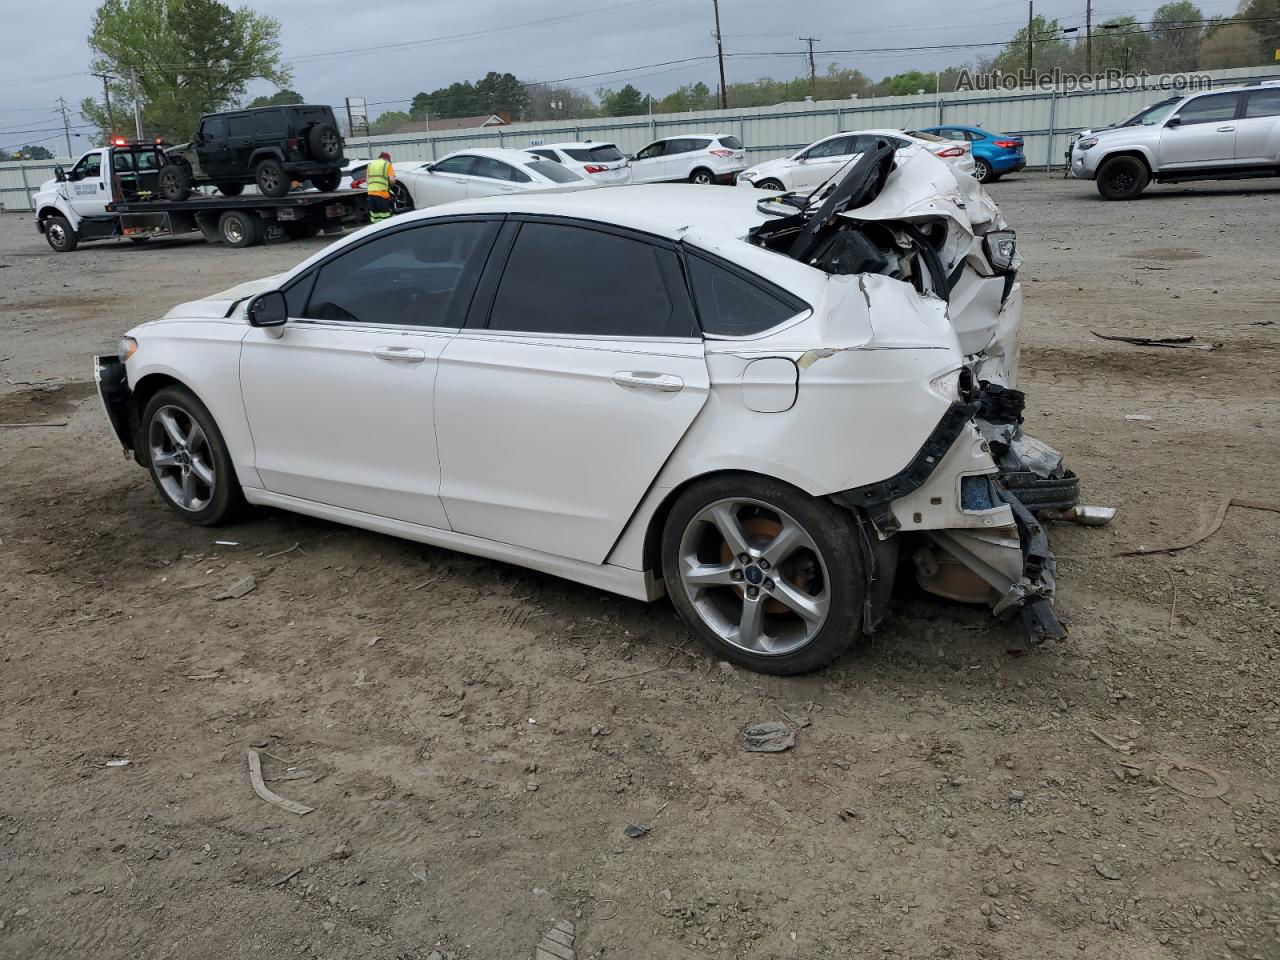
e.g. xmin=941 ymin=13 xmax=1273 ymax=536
xmin=160 ymin=274 xmax=284 ymax=320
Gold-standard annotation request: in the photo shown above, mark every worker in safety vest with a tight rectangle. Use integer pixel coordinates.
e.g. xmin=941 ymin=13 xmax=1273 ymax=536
xmin=366 ymin=151 xmax=396 ymax=223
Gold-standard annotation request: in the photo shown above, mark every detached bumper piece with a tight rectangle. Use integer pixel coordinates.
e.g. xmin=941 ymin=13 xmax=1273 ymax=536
xmin=996 ymin=487 xmax=1067 ymax=647
xmin=94 ymin=355 xmax=135 ymax=455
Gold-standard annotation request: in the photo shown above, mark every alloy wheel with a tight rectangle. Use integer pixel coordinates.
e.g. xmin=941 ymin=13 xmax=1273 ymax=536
xmin=677 ymin=497 xmax=830 ymax=656
xmin=693 ymin=171 xmax=713 ymax=184
xmin=149 ymin=405 xmax=216 ymax=512
xmin=758 ymin=180 xmax=782 ymax=191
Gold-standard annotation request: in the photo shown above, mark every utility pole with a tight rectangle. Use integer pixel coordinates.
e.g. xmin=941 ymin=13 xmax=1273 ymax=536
xmin=711 ymin=0 xmax=727 ymax=109
xmin=92 ymin=72 xmax=118 ymax=135
xmin=1026 ymin=0 xmax=1035 ymax=76
xmin=130 ymin=67 xmax=144 ymax=139
xmin=55 ymin=97 xmax=73 ymax=158
xmin=1085 ymin=0 xmax=1093 ymax=74
xmin=800 ymin=36 xmax=821 ymax=97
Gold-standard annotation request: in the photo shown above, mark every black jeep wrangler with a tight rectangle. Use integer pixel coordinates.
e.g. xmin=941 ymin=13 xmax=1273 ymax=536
xmin=158 ymin=104 xmax=345 ymax=201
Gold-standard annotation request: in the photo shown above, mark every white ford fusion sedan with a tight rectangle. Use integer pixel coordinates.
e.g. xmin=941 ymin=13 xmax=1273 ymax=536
xmin=96 ymin=140 xmax=1074 ymax=675
xmin=394 ymin=147 xmax=593 ymax=210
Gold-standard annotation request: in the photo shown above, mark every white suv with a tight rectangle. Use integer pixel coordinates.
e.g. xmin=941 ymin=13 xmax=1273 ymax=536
xmin=526 ymin=141 xmax=630 ymax=186
xmin=628 ymin=134 xmax=746 ymax=184
xmin=1070 ymin=82 xmax=1280 ymax=200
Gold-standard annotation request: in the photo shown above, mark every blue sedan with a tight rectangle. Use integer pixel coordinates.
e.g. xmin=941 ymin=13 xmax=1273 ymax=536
xmin=920 ymin=125 xmax=1026 ymax=183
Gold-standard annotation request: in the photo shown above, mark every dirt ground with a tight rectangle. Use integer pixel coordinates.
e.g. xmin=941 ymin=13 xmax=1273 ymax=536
xmin=2 ymin=172 xmax=1279 ymax=960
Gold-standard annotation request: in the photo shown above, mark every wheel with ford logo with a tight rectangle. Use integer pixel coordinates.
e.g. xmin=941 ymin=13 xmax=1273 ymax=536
xmin=662 ymin=474 xmax=866 ymax=675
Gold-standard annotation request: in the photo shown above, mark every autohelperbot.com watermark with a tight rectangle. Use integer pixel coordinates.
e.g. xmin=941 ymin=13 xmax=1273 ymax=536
xmin=955 ymin=69 xmax=1213 ymax=93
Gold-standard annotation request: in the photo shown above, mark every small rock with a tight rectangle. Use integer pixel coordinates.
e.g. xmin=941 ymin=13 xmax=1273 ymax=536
xmin=1009 ymin=790 xmax=1025 ymax=802
xmin=110 ymin=843 xmax=126 ymax=853
xmin=321 ymin=920 xmax=336 ymax=934
xmin=526 ymin=780 xmax=540 ymax=792
xmin=14 ymin=908 xmax=29 ymax=918
xmin=983 ymin=880 xmax=1000 ymax=897
xmin=979 ymin=903 xmax=993 ymax=916
xmin=331 ymin=843 xmax=352 ymax=860
xmin=1095 ymin=862 xmax=1122 ymax=881
xmin=465 ymin=829 xmax=481 ymax=839
xmin=986 ymin=916 xmax=1002 ymax=931
xmin=410 ymin=863 xmax=428 ymax=883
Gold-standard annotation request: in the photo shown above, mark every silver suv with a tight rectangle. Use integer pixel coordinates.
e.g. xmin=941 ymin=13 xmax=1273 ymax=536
xmin=1069 ymin=82 xmax=1280 ymax=200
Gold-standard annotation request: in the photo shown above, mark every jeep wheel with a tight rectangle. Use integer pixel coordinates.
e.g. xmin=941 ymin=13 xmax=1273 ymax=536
xmin=1096 ymin=156 xmax=1149 ymax=200
xmin=310 ymin=172 xmax=341 ymax=192
xmin=44 ymin=214 xmax=78 ymax=252
xmin=255 ymin=158 xmax=289 ymax=198
xmin=215 ymin=182 xmax=244 ymax=197
xmin=308 ymin=123 xmax=342 ymax=162
xmin=159 ymin=163 xmax=192 ymax=202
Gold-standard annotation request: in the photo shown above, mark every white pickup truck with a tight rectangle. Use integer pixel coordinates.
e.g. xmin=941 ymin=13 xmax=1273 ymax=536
xmin=31 ymin=139 xmax=365 ymax=252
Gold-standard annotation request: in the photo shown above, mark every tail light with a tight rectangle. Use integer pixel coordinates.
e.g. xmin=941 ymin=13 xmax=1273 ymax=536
xmin=287 ymin=138 xmax=301 ymax=151
xmin=351 ymin=177 xmax=365 ymax=189
xmin=709 ymin=148 xmax=734 ymax=157
xmin=935 ymin=146 xmax=965 ymax=158
xmin=993 ymin=140 xmax=1021 ymax=148
xmin=583 ymin=164 xmax=609 ymax=174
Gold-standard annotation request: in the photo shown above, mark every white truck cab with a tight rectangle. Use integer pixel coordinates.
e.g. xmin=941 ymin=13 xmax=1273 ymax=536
xmin=32 ymin=140 xmax=168 ymax=251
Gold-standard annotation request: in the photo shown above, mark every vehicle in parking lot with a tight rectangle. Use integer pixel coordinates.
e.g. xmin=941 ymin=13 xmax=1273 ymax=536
xmin=95 ymin=144 xmax=1072 ymax=675
xmin=1069 ymin=82 xmax=1280 ymax=199
xmin=159 ymin=104 xmax=346 ymax=200
xmin=395 ymin=148 xmax=593 ymax=209
xmin=919 ymin=124 xmax=1025 ymax=182
xmin=525 ymin=141 xmax=630 ymax=185
xmin=628 ymin=134 xmax=746 ymax=184
xmin=339 ymin=158 xmax=370 ymax=190
xmin=736 ymin=129 xmax=974 ymax=192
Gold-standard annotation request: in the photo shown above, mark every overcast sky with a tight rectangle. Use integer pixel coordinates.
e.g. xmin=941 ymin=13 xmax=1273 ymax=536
xmin=1 ymin=0 xmax=1247 ymax=154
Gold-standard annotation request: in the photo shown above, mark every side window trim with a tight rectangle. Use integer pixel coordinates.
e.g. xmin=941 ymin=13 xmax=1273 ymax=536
xmin=1174 ymin=92 xmax=1242 ymax=124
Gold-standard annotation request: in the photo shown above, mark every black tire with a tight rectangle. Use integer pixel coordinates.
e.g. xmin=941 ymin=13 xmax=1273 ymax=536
xmin=44 ymin=214 xmax=78 ymax=252
xmin=1096 ymin=155 xmax=1149 ymax=200
xmin=307 ymin=122 xmax=342 ymax=162
xmin=159 ymin=163 xmax=192 ymax=202
xmin=217 ymin=210 xmax=262 ymax=248
xmin=661 ymin=474 xmax=866 ymax=676
xmin=283 ymin=221 xmax=321 ymax=240
xmin=688 ymin=167 xmax=715 ymax=185
xmin=140 ymin=385 xmax=244 ymax=526
xmin=309 ymin=171 xmax=341 ymax=193
xmin=973 ymin=158 xmax=992 ymax=183
xmin=391 ymin=181 xmax=414 ymax=212
xmin=255 ymin=157 xmax=289 ymax=198
xmin=756 ymin=178 xmax=785 ymax=191
xmin=215 ymin=182 xmax=244 ymax=197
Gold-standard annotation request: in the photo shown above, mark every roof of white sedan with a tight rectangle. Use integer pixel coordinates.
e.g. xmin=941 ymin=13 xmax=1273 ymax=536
xmin=401 ymin=183 xmax=773 ymax=241
xmin=531 ymin=141 xmax=619 ymax=149
xmin=433 ymin=146 xmax=560 ymax=164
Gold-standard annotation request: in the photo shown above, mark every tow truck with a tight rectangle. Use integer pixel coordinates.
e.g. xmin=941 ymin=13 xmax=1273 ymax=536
xmin=30 ymin=138 xmax=366 ymax=253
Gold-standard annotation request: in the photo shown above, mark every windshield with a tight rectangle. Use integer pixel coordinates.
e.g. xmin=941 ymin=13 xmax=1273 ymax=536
xmin=564 ymin=145 xmax=623 ymax=162
xmin=1120 ymin=98 xmax=1180 ymax=127
xmin=526 ymin=160 xmax=583 ymax=183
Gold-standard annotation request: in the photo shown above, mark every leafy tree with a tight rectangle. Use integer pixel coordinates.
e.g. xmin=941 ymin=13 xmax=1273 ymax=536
xmin=79 ymin=0 xmax=290 ymax=142
xmin=249 ymin=88 xmax=304 ymax=107
xmin=657 ymin=81 xmax=715 ymax=113
xmin=523 ymin=83 xmax=597 ymax=120
xmin=411 ymin=73 xmax=530 ymax=120
xmin=474 ymin=71 xmax=529 ymax=118
xmin=1197 ymin=22 xmax=1265 ymax=66
xmin=21 ymin=145 xmax=56 ymax=160
xmin=1093 ymin=16 xmax=1152 ymax=72
xmin=1239 ymin=0 xmax=1280 ymax=55
xmin=877 ymin=71 xmax=940 ymax=96
xmin=370 ymin=110 xmax=410 ymax=134
xmin=979 ymin=15 xmax=1078 ymax=76
xmin=1149 ymin=1 xmax=1205 ymax=72
xmin=599 ymin=84 xmax=649 ymax=117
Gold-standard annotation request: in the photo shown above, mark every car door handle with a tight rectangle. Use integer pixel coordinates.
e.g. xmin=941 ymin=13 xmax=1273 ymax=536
xmin=1216 ymin=125 xmax=1236 ymax=132
xmin=612 ymin=371 xmax=683 ymax=392
xmin=451 ymin=178 xmax=467 ymax=184
xmin=373 ymin=346 xmax=426 ymax=363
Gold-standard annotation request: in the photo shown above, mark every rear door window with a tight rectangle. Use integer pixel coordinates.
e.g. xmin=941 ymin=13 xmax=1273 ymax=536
xmin=1244 ymin=89 xmax=1280 ymax=118
xmin=227 ymin=114 xmax=252 ymax=137
xmin=1173 ymin=92 xmax=1241 ymax=125
xmin=686 ymin=254 xmax=807 ymax=337
xmin=253 ymin=109 xmax=286 ymax=137
xmin=303 ymin=220 xmax=499 ymax=327
xmin=487 ymin=222 xmax=697 ymax=337
xmin=471 ymin=156 xmax=530 ymax=183
xmin=525 ymin=160 xmax=582 ymax=183
xmin=685 ymin=138 xmax=712 ymax=152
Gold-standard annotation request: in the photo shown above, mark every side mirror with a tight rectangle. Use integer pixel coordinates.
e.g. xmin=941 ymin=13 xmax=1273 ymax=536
xmin=247 ymin=290 xmax=288 ymax=328
xmin=1166 ymin=115 xmax=1182 ymax=127
xmin=54 ymin=166 xmax=66 ymax=182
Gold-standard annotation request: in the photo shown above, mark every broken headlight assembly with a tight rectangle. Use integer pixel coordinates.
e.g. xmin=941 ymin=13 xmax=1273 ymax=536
xmin=928 ymin=366 xmax=976 ymax=403
xmin=983 ymin=230 xmax=1021 ymax=273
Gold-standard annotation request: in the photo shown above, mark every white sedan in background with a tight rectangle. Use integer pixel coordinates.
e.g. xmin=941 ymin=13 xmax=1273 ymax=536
xmin=95 ymin=145 xmax=1074 ymax=676
xmin=737 ymin=129 xmax=974 ymax=192
xmin=525 ymin=141 xmax=631 ymax=185
xmin=395 ymin=147 xmax=592 ymax=209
